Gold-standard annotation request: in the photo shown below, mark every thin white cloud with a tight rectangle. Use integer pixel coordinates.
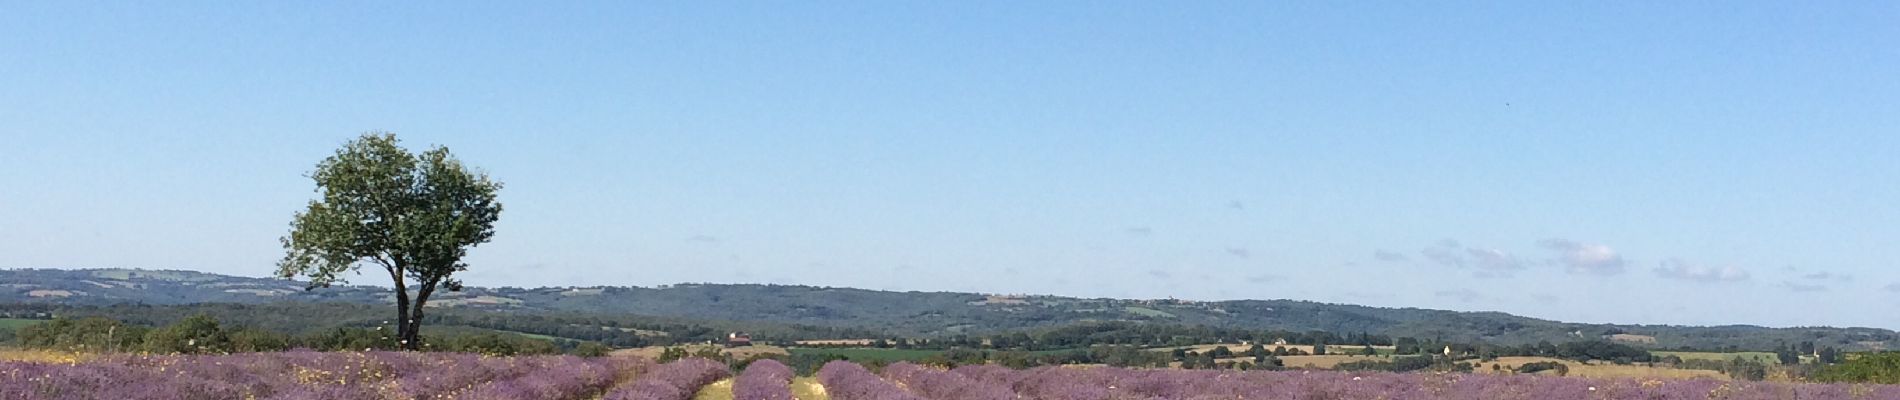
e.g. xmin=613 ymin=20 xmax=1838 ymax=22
xmin=1421 ymin=247 xmax=1465 ymax=268
xmin=1373 ymin=250 xmax=1410 ymax=262
xmin=1779 ymin=281 xmax=1828 ymax=292
xmin=1884 ymin=283 xmax=1900 ymax=293
xmin=1540 ymin=239 xmax=1627 ymax=276
xmin=1467 ymin=248 xmax=1525 ymax=271
xmin=1434 ymin=289 xmax=1482 ymax=303
xmin=1246 ymin=274 xmax=1281 ymax=283
xmin=1800 ymin=271 xmax=1853 ymax=281
xmin=1419 ymin=242 xmax=1523 ymax=277
xmin=1224 ymin=247 xmax=1250 ymax=258
xmin=1653 ymin=258 xmax=1750 ymax=283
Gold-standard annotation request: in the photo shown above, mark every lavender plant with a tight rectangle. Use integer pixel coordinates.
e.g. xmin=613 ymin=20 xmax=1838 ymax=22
xmin=733 ymin=359 xmax=795 ymax=400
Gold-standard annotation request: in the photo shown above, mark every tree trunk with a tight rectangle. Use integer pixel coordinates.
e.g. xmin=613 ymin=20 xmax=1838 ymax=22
xmin=394 ymin=283 xmax=414 ymax=351
xmin=388 ymin=262 xmax=416 ymax=351
xmin=405 ymin=282 xmax=435 ymax=351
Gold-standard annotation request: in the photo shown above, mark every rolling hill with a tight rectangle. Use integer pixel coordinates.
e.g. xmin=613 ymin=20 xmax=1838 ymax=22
xmin=1 ymin=268 xmax=1893 ymax=351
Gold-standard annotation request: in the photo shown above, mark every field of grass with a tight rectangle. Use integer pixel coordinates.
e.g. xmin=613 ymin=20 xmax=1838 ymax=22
xmin=1483 ymin=356 xmax=1727 ymax=380
xmin=1652 ymin=351 xmax=1779 ymax=364
xmin=0 ymin=318 xmax=45 ymax=330
xmin=691 ymin=377 xmax=734 ymax=400
xmin=791 ymin=376 xmax=829 ymax=400
xmin=0 ymin=349 xmax=89 ymax=364
xmin=496 ymin=330 xmax=564 ymax=342
xmin=1122 ymin=306 xmax=1177 ymax=318
xmin=682 ymin=373 xmax=824 ymax=400
xmin=1272 ymin=354 xmax=1401 ymax=368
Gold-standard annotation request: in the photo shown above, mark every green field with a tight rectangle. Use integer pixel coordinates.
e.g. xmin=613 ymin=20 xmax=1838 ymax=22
xmin=1122 ymin=306 xmax=1177 ymax=318
xmin=1652 ymin=351 xmax=1779 ymax=363
xmin=0 ymin=318 xmax=45 ymax=331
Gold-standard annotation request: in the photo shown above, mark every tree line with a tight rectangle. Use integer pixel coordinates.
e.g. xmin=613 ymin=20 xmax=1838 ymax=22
xmin=11 ymin=314 xmax=609 ymax=357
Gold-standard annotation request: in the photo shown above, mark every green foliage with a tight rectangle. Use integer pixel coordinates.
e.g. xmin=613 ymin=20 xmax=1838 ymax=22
xmin=0 ymin=318 xmax=44 ymax=330
xmin=1817 ymin=352 xmax=1900 ymax=384
xmin=142 ymin=314 xmax=230 ymax=354
xmin=1552 ymin=340 xmax=1652 ymax=363
xmin=787 ymin=352 xmax=850 ymax=375
xmin=277 ymin=132 xmax=503 ymax=350
xmin=428 ymin=333 xmax=561 ymax=356
xmin=16 ymin=317 xmax=146 ymax=352
xmin=1514 ymin=361 xmax=1569 ymax=376
xmin=228 ymin=328 xmax=292 ymax=352
xmin=1208 ymin=345 xmax=1233 ymax=358
xmin=570 ymin=341 xmax=611 ymax=357
xmin=1336 ymin=356 xmax=1442 ymax=372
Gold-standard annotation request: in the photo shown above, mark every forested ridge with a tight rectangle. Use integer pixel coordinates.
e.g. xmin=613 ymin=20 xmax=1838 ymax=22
xmin=3 ymin=268 xmax=1895 ymax=351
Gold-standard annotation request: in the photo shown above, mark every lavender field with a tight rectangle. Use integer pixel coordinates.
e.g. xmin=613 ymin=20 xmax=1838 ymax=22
xmin=0 ymin=351 xmax=648 ymax=400
xmin=8 ymin=353 xmax=1900 ymax=400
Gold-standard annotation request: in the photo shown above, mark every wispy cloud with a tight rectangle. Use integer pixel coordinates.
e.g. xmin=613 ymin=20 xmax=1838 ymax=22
xmin=1246 ymin=274 xmax=1281 ymax=283
xmin=1147 ymin=269 xmax=1171 ymax=279
xmin=1654 ymin=258 xmax=1750 ymax=283
xmin=1531 ymin=294 xmax=1560 ymax=305
xmin=1434 ymin=289 xmax=1483 ymax=303
xmin=1227 ymin=200 xmax=1246 ymax=210
xmin=1421 ymin=242 xmax=1520 ymax=276
xmin=1467 ymin=248 xmax=1525 ymax=271
xmin=1421 ymin=247 xmax=1465 ymax=268
xmin=1373 ymin=250 xmax=1409 ymax=262
xmin=1800 ymin=271 xmax=1853 ymax=281
xmin=1224 ymin=247 xmax=1251 ymax=258
xmin=1884 ymin=283 xmax=1900 ymax=293
xmin=1779 ymin=281 xmax=1828 ymax=292
xmin=1420 ymin=242 xmax=1524 ymax=277
xmin=1540 ymin=239 xmax=1627 ymax=276
xmin=1126 ymin=226 xmax=1153 ymax=236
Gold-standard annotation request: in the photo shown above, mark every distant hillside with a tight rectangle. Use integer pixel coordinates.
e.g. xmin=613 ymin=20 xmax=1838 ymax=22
xmin=2 ymin=268 xmax=1894 ymax=351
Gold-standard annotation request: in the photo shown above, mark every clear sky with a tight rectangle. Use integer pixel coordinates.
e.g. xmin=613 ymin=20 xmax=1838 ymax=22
xmin=3 ymin=2 xmax=1898 ymax=329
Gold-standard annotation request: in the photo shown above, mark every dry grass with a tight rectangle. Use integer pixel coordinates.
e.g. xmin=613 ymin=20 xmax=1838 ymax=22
xmin=691 ymin=378 xmax=734 ymax=400
xmin=1481 ymin=356 xmax=1726 ymax=380
xmin=0 ymin=349 xmax=89 ymax=364
xmin=792 ymin=377 xmax=828 ymax=400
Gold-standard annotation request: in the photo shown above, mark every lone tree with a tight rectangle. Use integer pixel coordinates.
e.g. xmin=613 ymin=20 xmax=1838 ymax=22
xmin=277 ymin=132 xmax=502 ymax=350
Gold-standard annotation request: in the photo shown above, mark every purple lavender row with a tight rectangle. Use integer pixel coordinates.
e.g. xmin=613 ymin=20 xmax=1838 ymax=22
xmin=816 ymin=361 xmax=925 ymax=400
xmin=459 ymin=355 xmax=648 ymax=400
xmin=602 ymin=357 xmax=731 ymax=400
xmin=733 ymin=359 xmax=795 ymax=400
xmin=966 ymin=366 xmax=1900 ymax=400
xmin=0 ymin=351 xmax=641 ymax=400
xmin=881 ymin=362 xmax=1017 ymax=400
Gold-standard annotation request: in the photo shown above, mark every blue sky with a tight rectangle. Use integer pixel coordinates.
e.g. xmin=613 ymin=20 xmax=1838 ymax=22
xmin=4 ymin=2 xmax=1899 ymax=328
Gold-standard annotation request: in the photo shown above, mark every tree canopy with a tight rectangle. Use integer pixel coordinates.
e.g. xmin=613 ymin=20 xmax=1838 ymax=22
xmin=276 ymin=132 xmax=502 ymax=350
